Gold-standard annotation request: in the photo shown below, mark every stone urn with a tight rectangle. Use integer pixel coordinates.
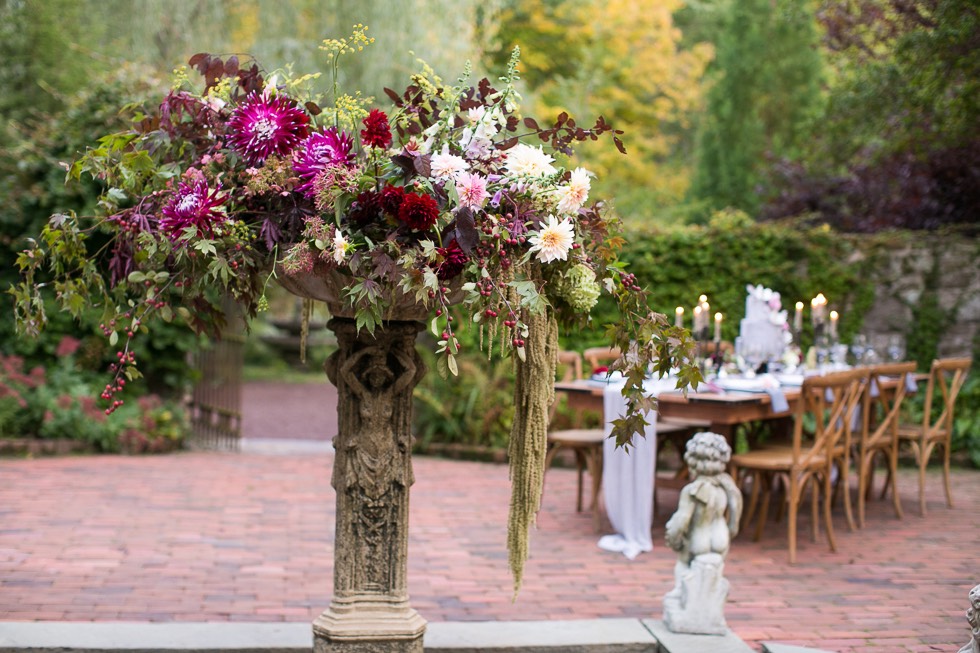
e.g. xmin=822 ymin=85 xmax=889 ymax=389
xmin=277 ymin=264 xmax=434 ymax=653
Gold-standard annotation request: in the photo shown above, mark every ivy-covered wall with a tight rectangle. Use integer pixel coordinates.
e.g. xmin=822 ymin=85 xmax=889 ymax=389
xmin=585 ymin=216 xmax=979 ymax=366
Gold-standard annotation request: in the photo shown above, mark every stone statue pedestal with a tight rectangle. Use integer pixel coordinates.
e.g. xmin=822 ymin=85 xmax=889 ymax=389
xmin=663 ymin=552 xmax=729 ymax=636
xmin=312 ymin=317 xmax=427 ymax=653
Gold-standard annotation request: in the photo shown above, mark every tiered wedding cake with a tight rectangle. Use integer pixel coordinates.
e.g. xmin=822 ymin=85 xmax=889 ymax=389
xmin=738 ymin=284 xmax=789 ymax=363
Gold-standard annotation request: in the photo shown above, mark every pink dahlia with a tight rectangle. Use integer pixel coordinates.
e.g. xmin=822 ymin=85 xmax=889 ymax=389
xmin=159 ymin=180 xmax=228 ymax=239
xmin=360 ymin=109 xmax=392 ymax=149
xmin=397 ymin=192 xmax=440 ymax=231
xmin=227 ymin=93 xmax=310 ymax=165
xmin=294 ymin=128 xmax=355 ymax=197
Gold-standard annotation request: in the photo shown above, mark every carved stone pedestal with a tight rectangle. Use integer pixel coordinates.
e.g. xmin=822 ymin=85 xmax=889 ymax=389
xmin=315 ymin=318 xmax=426 ymax=653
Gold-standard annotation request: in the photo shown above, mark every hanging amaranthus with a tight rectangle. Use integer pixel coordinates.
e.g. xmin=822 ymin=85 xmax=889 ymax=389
xmin=506 ymin=305 xmax=558 ymax=596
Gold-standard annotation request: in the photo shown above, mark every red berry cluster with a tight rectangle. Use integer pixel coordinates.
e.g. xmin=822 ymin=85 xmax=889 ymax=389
xmin=102 ymin=350 xmax=137 ymax=415
xmin=619 ymin=271 xmax=642 ymax=292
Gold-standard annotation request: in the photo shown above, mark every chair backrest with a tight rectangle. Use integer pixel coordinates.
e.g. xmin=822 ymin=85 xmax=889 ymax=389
xmin=583 ymin=346 xmax=621 ymax=374
xmin=863 ymin=361 xmax=918 ymax=450
xmin=920 ymin=357 xmax=972 ymax=438
xmin=793 ymin=368 xmax=868 ymax=467
xmin=556 ymin=350 xmax=584 ymax=382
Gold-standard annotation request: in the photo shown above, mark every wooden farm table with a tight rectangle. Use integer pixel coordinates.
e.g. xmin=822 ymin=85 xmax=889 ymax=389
xmin=556 ymin=372 xmax=925 ymax=444
xmin=554 ymin=379 xmax=798 ymax=442
xmin=655 ymin=388 xmax=799 ymax=441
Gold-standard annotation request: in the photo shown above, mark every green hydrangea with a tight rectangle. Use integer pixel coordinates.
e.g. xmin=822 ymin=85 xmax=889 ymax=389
xmin=560 ymin=263 xmax=601 ymax=312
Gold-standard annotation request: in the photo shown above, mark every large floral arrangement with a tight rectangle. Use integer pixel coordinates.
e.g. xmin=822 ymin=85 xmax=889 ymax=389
xmin=11 ymin=28 xmax=699 ymax=589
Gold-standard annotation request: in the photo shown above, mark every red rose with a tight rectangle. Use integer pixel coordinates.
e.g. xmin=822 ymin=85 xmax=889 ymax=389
xmin=360 ymin=109 xmax=392 ymax=149
xmin=397 ymin=192 xmax=439 ymax=231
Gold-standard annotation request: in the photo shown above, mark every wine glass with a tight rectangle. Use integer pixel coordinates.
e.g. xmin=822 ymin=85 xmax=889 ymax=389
xmin=886 ymin=335 xmax=904 ymax=362
xmin=850 ymin=334 xmax=867 ymax=366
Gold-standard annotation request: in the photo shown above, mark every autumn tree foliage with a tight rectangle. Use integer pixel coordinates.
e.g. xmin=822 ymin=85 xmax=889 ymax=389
xmin=484 ymin=0 xmax=713 ymax=222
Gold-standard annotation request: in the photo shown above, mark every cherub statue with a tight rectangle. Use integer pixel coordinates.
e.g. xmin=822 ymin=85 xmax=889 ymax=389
xmin=960 ymin=584 xmax=980 ymax=653
xmin=663 ymin=431 xmax=743 ymax=635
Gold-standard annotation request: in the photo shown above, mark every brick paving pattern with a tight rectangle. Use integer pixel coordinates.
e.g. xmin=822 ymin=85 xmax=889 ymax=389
xmin=0 ymin=380 xmax=977 ymax=652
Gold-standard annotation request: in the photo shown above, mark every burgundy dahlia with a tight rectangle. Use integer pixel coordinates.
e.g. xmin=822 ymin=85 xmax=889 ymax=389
xmin=227 ymin=92 xmax=310 ymax=165
xmin=360 ymin=109 xmax=392 ymax=149
xmin=436 ymin=240 xmax=469 ymax=280
xmin=379 ymin=184 xmax=406 ymax=215
xmin=159 ymin=180 xmax=228 ymax=239
xmin=294 ymin=128 xmax=354 ymax=197
xmin=347 ymin=190 xmax=382 ymax=226
xmin=397 ymin=192 xmax=440 ymax=231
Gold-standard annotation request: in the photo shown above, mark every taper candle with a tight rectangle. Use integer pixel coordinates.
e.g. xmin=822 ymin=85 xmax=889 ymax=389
xmin=675 ymin=306 xmax=684 ymax=328
xmin=714 ymin=312 xmax=722 ymax=342
xmin=794 ymin=301 xmax=803 ymax=332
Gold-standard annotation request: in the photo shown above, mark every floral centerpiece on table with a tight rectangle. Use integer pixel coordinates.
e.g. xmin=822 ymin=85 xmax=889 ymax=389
xmin=10 ymin=27 xmax=699 ymax=590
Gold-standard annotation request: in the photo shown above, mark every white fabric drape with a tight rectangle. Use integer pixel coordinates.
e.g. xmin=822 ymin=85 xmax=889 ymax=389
xmin=597 ymin=378 xmax=675 ymax=559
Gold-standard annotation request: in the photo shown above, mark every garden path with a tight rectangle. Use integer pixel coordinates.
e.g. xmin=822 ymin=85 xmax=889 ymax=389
xmin=1 ymin=380 xmax=977 ymax=652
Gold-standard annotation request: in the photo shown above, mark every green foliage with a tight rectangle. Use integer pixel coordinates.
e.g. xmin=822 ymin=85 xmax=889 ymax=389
xmin=0 ymin=348 xmax=187 ymax=452
xmin=1 ymin=66 xmax=199 ymax=397
xmin=413 ymin=347 xmax=515 ymax=449
xmin=952 ymin=374 xmax=980 ymax=468
xmin=584 ymin=218 xmax=878 ymax=349
xmin=691 ymin=0 xmax=825 ymax=215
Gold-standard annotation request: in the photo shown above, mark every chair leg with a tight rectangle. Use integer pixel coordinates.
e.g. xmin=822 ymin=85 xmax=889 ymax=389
xmin=889 ymin=443 xmax=904 ymax=520
xmin=857 ymin=455 xmax=869 ymax=529
xmin=915 ymin=441 xmax=929 ymax=516
xmin=823 ymin=471 xmax=838 ymax=553
xmin=742 ymin=469 xmax=761 ymax=531
xmin=755 ymin=473 xmax=772 ymax=543
xmin=788 ymin=479 xmax=799 ymax=564
xmin=574 ymin=449 xmax=587 ymax=513
xmin=586 ymin=445 xmax=603 ymax=532
xmin=839 ymin=458 xmax=856 ymax=532
xmin=810 ymin=478 xmax=819 ymax=543
xmin=942 ymin=440 xmax=954 ymax=508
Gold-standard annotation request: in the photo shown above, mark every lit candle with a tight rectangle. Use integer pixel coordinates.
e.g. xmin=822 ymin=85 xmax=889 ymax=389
xmin=675 ymin=306 xmax=684 ymax=328
xmin=794 ymin=301 xmax=803 ymax=332
xmin=693 ymin=305 xmax=703 ymax=335
xmin=811 ymin=293 xmax=827 ymax=325
xmin=829 ymin=310 xmax=839 ymax=339
xmin=714 ymin=312 xmax=723 ymax=342
xmin=698 ymin=294 xmax=708 ymax=304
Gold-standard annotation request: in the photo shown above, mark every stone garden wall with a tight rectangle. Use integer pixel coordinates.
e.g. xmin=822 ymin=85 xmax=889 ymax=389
xmin=860 ymin=235 xmax=980 ymax=360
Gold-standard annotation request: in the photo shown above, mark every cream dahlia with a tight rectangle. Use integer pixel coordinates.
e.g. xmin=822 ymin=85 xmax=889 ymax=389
xmin=527 ymin=215 xmax=574 ymax=263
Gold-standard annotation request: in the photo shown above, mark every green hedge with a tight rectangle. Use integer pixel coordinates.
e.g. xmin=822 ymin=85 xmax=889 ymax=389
xmin=413 ymin=216 xmax=979 ymax=467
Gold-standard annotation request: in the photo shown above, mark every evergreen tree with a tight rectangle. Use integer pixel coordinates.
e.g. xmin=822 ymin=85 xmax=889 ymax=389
xmin=691 ymin=0 xmax=824 ymax=216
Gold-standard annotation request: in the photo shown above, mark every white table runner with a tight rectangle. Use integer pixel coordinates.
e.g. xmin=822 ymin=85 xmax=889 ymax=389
xmin=597 ymin=378 xmax=678 ymax=559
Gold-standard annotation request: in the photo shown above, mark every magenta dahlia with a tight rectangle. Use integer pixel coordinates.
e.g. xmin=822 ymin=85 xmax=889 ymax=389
xmin=397 ymin=192 xmax=440 ymax=231
xmin=159 ymin=180 xmax=228 ymax=239
xmin=227 ymin=93 xmax=310 ymax=165
xmin=293 ymin=128 xmax=355 ymax=197
xmin=360 ymin=109 xmax=392 ymax=149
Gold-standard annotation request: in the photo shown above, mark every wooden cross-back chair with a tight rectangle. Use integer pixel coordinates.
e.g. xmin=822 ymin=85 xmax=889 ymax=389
xmin=895 ymin=357 xmax=971 ymax=515
xmin=731 ymin=368 xmax=867 ymax=563
xmin=545 ymin=350 xmax=605 ymax=531
xmin=855 ymin=361 xmax=917 ymax=527
xmin=583 ymin=346 xmax=621 ymax=375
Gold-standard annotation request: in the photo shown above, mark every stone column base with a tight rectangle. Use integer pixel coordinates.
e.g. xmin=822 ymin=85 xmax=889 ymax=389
xmin=313 ymin=597 xmax=426 ymax=653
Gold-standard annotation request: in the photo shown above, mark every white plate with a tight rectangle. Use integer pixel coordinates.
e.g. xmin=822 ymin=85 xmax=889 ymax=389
xmin=775 ymin=373 xmax=805 ymax=387
xmin=714 ymin=378 xmax=770 ymax=393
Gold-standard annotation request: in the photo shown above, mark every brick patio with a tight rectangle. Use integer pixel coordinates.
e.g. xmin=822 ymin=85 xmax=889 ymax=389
xmin=1 ymin=447 xmax=977 ymax=652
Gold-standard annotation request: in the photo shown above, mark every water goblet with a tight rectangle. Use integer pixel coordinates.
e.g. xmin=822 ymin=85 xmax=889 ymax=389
xmin=886 ymin=335 xmax=904 ymax=362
